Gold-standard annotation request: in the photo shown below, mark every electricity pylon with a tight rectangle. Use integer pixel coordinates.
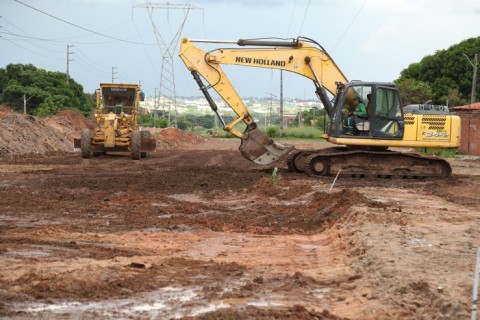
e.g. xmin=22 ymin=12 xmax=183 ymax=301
xmin=133 ymin=3 xmax=203 ymax=127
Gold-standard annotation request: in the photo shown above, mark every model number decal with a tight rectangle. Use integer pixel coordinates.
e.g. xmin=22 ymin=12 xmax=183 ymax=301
xmin=423 ymin=132 xmax=448 ymax=138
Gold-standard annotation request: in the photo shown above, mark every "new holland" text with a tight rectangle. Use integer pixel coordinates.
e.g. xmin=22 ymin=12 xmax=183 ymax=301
xmin=235 ymin=57 xmax=286 ymax=67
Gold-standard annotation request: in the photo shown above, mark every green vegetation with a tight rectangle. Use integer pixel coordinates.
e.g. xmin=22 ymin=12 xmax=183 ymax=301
xmin=265 ymin=125 xmax=323 ymax=139
xmin=190 ymin=124 xmax=324 ymax=140
xmin=0 ymin=63 xmax=94 ymax=117
xmin=138 ymin=113 xmax=169 ymax=128
xmin=271 ymin=167 xmax=282 ymax=182
xmin=396 ymin=36 xmax=480 ymax=106
xmin=416 ymin=148 xmax=464 ymax=158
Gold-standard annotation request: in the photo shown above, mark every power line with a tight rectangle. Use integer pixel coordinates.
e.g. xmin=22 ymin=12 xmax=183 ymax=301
xmin=1 ymin=27 xmax=65 ymax=54
xmin=131 ymin=17 xmax=159 ymax=79
xmin=73 ymin=60 xmax=109 ymax=79
xmin=286 ymin=0 xmax=297 ymax=37
xmin=1 ymin=16 xmax=65 ymax=52
xmin=0 ymin=30 xmax=119 ymax=45
xmin=74 ymin=46 xmax=111 ymax=73
xmin=13 ymin=0 xmax=154 ymax=45
xmin=331 ymin=0 xmax=368 ymax=52
xmin=298 ymin=0 xmax=310 ymax=35
xmin=1 ymin=36 xmax=63 ymax=61
xmin=117 ymin=69 xmax=137 ymax=84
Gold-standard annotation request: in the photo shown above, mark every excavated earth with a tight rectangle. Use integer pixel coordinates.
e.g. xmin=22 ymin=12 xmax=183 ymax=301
xmin=0 ymin=107 xmax=480 ymax=319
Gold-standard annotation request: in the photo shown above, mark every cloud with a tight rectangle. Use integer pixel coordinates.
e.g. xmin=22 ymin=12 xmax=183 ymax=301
xmin=359 ymin=23 xmax=397 ymax=54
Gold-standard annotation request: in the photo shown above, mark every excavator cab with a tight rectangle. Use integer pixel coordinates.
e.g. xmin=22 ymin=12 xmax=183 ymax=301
xmin=328 ymin=82 xmax=405 ymax=142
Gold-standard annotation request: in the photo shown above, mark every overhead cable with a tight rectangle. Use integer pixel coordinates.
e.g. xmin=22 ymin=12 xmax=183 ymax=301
xmin=14 ymin=0 xmax=154 ymax=45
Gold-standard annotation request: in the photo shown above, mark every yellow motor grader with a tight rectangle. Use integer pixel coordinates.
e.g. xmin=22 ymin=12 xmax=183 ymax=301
xmin=75 ymin=83 xmax=156 ymax=159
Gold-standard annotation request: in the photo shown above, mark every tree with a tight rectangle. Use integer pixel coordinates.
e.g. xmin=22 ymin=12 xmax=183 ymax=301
xmin=176 ymin=118 xmax=191 ymax=130
xmin=35 ymin=95 xmax=67 ymax=117
xmin=291 ymin=107 xmax=326 ymax=129
xmin=195 ymin=114 xmax=215 ymax=129
xmin=394 ymin=78 xmax=433 ymax=105
xmin=0 ymin=63 xmax=92 ymax=116
xmin=396 ymin=37 xmax=480 ymax=105
xmin=440 ymin=88 xmax=463 ymax=107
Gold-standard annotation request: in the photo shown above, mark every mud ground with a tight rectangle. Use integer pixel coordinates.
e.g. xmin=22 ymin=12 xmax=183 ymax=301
xmin=1 ymin=137 xmax=480 ymax=319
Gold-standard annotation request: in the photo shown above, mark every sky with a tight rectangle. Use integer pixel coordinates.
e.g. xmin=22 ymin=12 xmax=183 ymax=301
xmin=1 ymin=0 xmax=479 ymax=101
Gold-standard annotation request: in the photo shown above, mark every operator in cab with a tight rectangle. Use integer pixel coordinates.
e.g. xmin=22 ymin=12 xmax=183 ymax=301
xmin=343 ymin=96 xmax=368 ymax=134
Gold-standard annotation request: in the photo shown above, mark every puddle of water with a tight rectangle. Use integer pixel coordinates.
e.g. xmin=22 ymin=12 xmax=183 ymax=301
xmin=13 ymin=281 xmax=299 ymax=319
xmin=223 ymin=297 xmax=253 ymax=304
xmin=27 ymin=301 xmax=82 ymax=312
xmin=297 ymin=243 xmax=319 ymax=250
xmin=17 ymin=286 xmax=205 ymax=319
xmin=408 ymin=238 xmax=432 ymax=247
xmin=189 ymin=302 xmax=230 ymax=317
xmin=169 ymin=194 xmax=205 ymax=203
xmin=151 ymin=202 xmax=169 ymax=207
xmin=8 ymin=249 xmax=51 ymax=257
xmin=132 ymin=301 xmax=166 ymax=312
xmin=0 ymin=165 xmax=54 ymax=174
xmin=0 ymin=213 xmax=64 ymax=227
xmin=5 ymin=244 xmax=83 ymax=259
xmin=246 ymin=300 xmax=285 ymax=307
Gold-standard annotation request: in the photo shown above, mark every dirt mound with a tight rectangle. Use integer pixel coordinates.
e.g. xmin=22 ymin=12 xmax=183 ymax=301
xmin=120 ymin=178 xmax=384 ymax=235
xmin=184 ymin=305 xmax=344 ymax=320
xmin=155 ymin=128 xmax=208 ymax=149
xmin=0 ymin=106 xmax=94 ymax=158
xmin=0 ymin=107 xmax=208 ymax=159
xmin=54 ymin=109 xmax=96 ymax=132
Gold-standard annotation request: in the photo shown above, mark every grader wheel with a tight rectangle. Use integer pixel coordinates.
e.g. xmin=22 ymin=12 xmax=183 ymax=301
xmin=81 ymin=128 xmax=92 ymax=159
xmin=131 ymin=130 xmax=141 ymax=160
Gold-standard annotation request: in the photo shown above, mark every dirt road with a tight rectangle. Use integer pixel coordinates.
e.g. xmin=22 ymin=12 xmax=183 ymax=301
xmin=1 ymin=136 xmax=479 ymax=319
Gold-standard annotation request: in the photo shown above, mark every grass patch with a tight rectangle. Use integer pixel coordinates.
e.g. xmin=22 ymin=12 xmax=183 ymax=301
xmin=415 ymin=148 xmax=464 ymax=158
xmin=193 ymin=125 xmax=324 ymax=140
xmin=263 ymin=126 xmax=324 ymax=139
xmin=280 ymin=126 xmax=324 ymax=139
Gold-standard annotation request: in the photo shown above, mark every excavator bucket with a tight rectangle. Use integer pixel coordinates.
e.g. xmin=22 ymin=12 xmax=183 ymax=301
xmin=239 ymin=123 xmax=294 ymax=164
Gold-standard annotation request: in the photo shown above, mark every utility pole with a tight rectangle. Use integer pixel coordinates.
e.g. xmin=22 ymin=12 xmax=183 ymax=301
xmin=280 ymin=70 xmax=284 ymax=136
xmin=111 ymin=67 xmax=117 ymax=83
xmin=23 ymin=93 xmax=34 ymax=114
xmin=463 ymin=53 xmax=478 ymax=104
xmin=462 ymin=53 xmax=478 ymax=155
xmin=153 ymin=87 xmax=158 ymax=128
xmin=472 ymin=53 xmax=478 ymax=104
xmin=66 ymin=45 xmax=74 ymax=82
xmin=266 ymin=92 xmax=276 ymax=126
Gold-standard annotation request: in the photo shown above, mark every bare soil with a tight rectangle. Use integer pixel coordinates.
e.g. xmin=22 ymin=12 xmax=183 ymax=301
xmin=0 ymin=107 xmax=479 ymax=319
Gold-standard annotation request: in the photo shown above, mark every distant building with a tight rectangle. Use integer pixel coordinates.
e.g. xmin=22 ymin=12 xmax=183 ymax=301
xmin=451 ymin=102 xmax=480 ymax=155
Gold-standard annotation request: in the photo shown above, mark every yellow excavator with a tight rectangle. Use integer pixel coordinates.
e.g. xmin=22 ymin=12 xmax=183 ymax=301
xmin=179 ymin=36 xmax=461 ymax=178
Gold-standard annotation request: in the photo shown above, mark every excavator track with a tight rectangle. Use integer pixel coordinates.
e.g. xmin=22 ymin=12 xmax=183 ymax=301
xmin=286 ymin=149 xmax=315 ymax=173
xmin=289 ymin=148 xmax=451 ymax=179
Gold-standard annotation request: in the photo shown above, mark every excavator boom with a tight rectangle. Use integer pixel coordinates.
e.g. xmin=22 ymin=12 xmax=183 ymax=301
xmin=179 ymin=37 xmax=348 ymax=164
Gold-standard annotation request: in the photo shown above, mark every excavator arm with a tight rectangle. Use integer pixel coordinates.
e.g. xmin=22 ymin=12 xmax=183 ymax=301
xmin=179 ymin=37 xmax=348 ymax=164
